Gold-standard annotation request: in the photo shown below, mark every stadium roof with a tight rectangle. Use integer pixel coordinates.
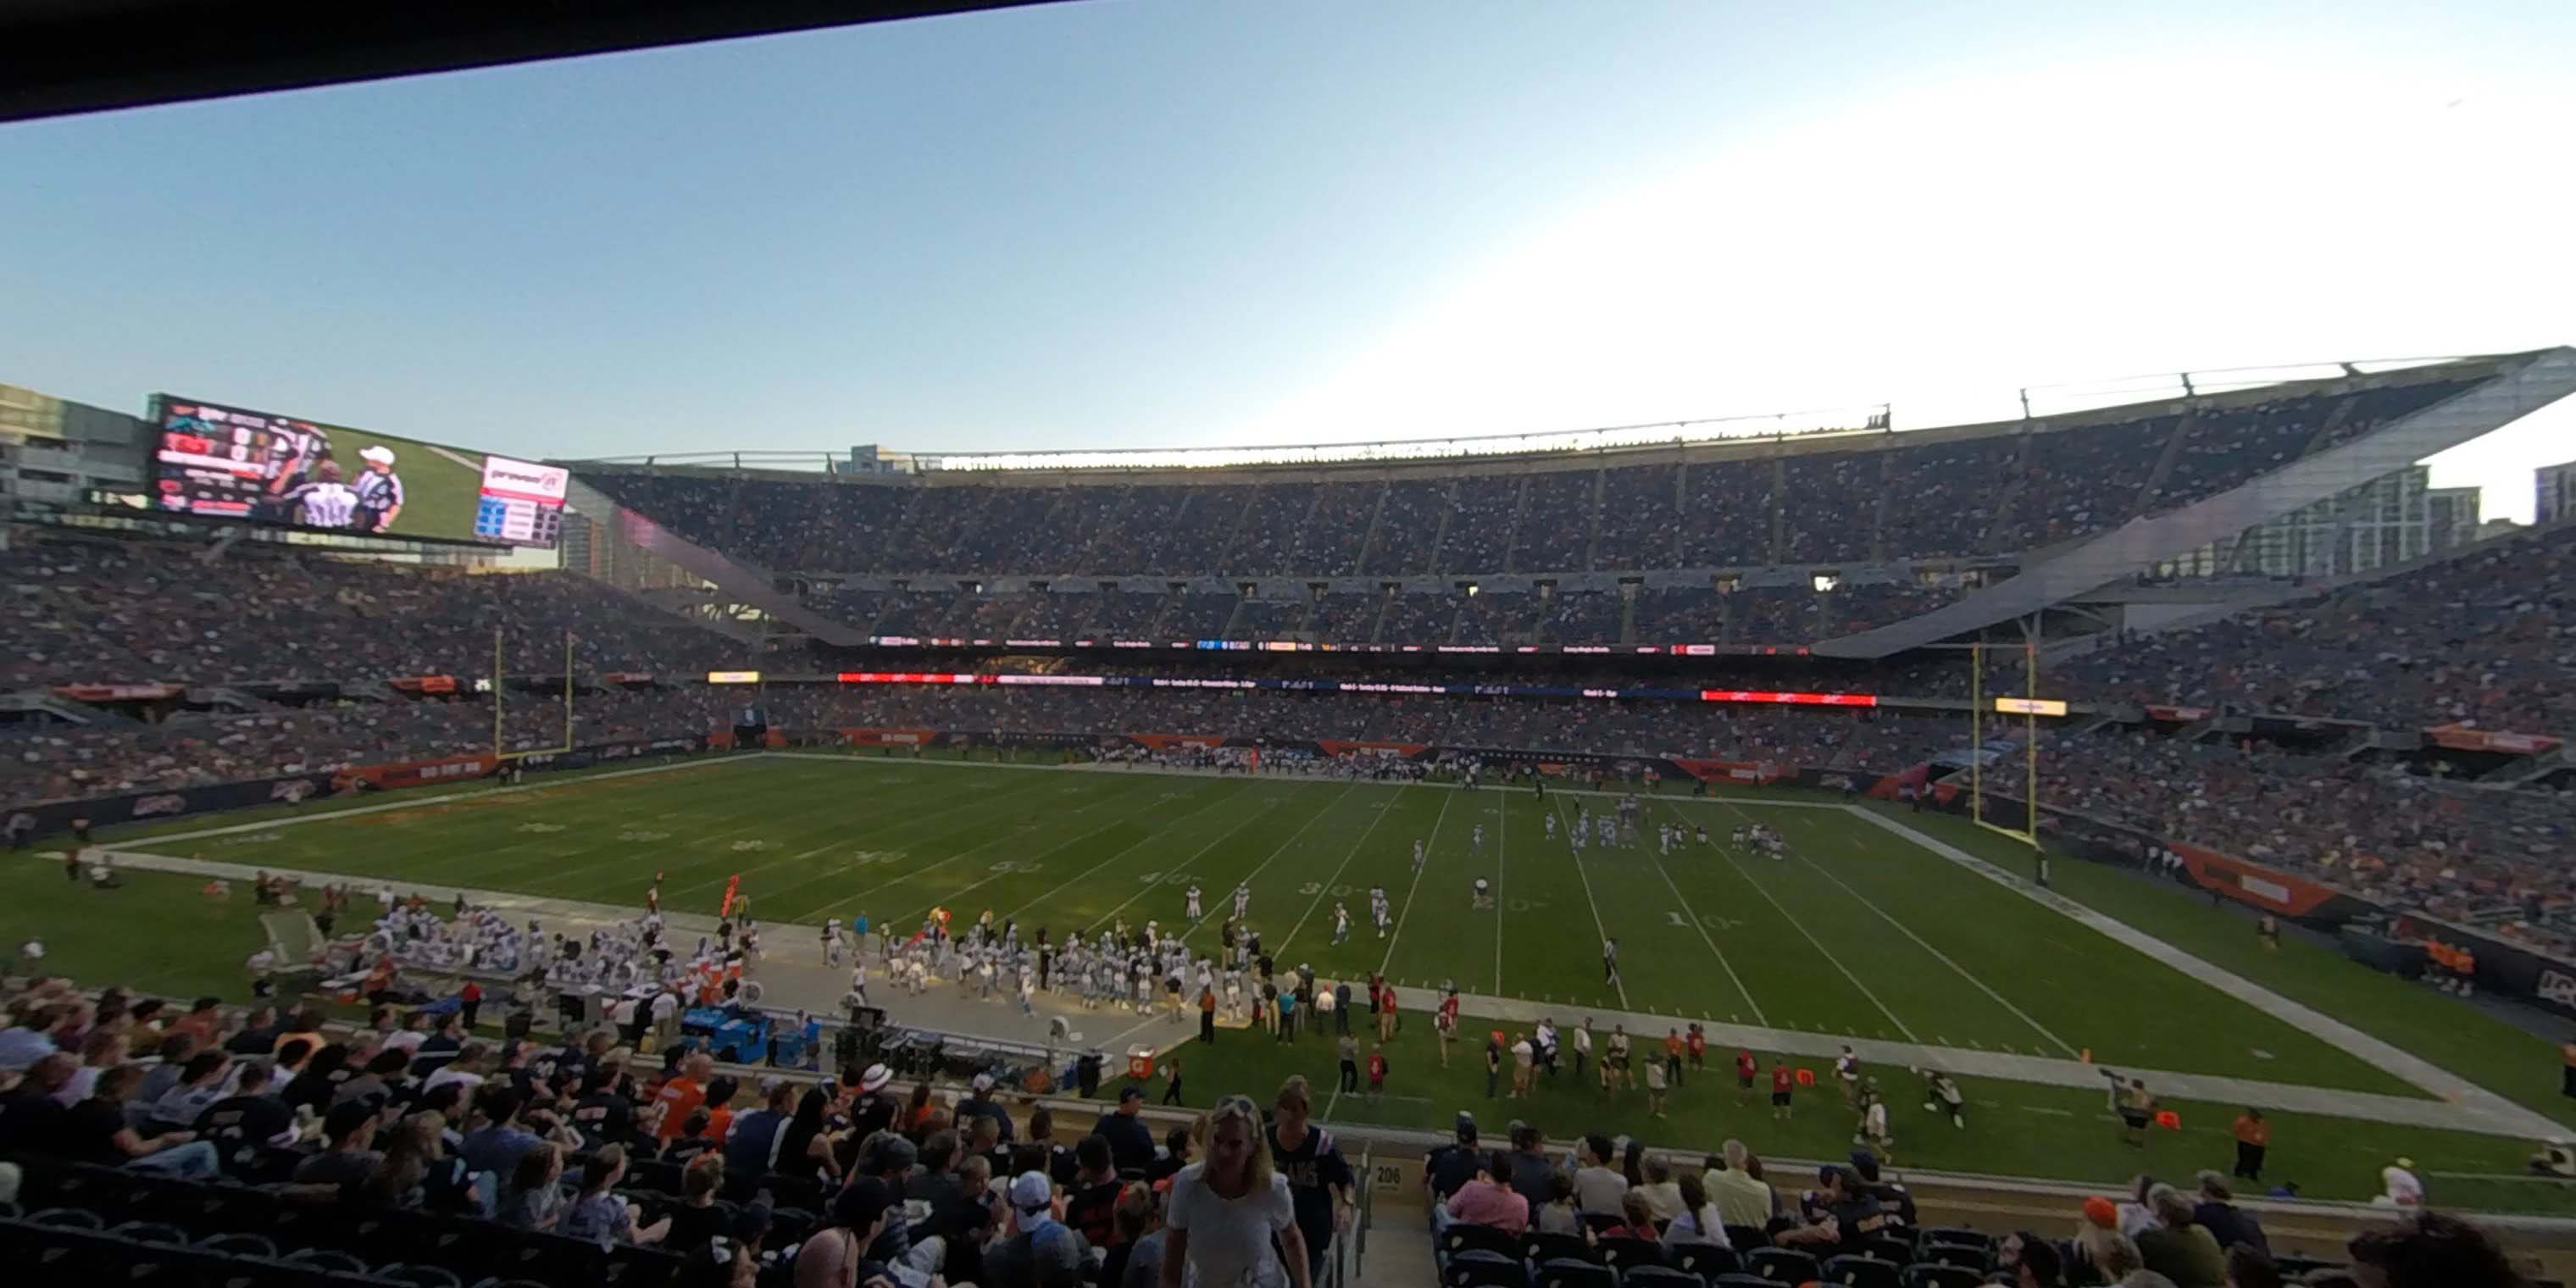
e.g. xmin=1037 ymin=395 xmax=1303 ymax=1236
xmin=0 ymin=0 xmax=1064 ymax=125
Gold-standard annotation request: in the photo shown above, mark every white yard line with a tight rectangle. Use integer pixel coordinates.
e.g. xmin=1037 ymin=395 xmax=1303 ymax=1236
xmin=1551 ymin=797 xmax=1629 ymax=1011
xmin=1090 ymin=781 xmax=1364 ymax=936
xmin=1637 ymin=802 xmax=1765 ymax=1027
xmin=996 ymin=787 xmax=1253 ymax=921
xmin=1493 ymin=788 xmax=1507 ymax=997
xmin=719 ymin=770 xmax=1086 ymax=908
xmin=1367 ymin=792 xmax=1457 ymax=977
xmin=1686 ymin=797 xmax=1921 ymax=1043
xmin=1795 ymin=836 xmax=2078 ymax=1058
xmin=1276 ymin=787 xmax=1418 ymax=957
xmin=114 ymin=754 xmax=756 ymax=850
xmin=1071 ymin=793 xmax=1296 ymax=933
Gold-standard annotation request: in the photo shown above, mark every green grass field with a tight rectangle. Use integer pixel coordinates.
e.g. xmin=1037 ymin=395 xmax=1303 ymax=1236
xmin=31 ymin=748 xmax=2573 ymax=1213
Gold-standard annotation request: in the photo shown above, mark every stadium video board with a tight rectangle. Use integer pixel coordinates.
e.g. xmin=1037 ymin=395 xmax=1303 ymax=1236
xmin=149 ymin=394 xmax=565 ymax=548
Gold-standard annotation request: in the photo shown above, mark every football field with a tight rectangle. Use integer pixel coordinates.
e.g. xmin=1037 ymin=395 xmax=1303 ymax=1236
xmin=65 ymin=747 xmax=2576 ymax=1209
xmin=104 ymin=750 xmax=2472 ymax=1098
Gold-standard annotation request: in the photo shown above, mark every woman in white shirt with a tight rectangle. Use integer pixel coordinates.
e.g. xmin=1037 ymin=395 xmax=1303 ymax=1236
xmin=1163 ymin=1095 xmax=1310 ymax=1288
xmin=1661 ymin=1172 xmax=1733 ymax=1250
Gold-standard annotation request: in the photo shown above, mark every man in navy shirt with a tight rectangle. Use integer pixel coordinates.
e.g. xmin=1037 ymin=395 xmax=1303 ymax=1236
xmin=1091 ymin=1085 xmax=1157 ymax=1176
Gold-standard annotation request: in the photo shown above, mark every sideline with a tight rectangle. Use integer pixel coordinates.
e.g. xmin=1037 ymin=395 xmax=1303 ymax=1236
xmin=103 ymin=752 xmax=763 ymax=850
xmin=1844 ymin=805 xmax=2568 ymax=1139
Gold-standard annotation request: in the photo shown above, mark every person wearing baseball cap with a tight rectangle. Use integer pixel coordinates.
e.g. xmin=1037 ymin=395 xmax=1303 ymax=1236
xmin=957 ymin=1070 xmax=1014 ymax=1144
xmin=1423 ymin=1112 xmax=1480 ymax=1202
xmin=983 ymin=1170 xmax=1087 ymax=1285
xmin=352 ymin=444 xmax=403 ymax=532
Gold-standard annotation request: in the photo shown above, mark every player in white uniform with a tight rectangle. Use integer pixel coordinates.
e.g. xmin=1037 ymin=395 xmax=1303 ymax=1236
xmin=850 ymin=961 xmax=869 ymax=1007
xmin=1471 ymin=877 xmax=1491 ymax=909
xmin=822 ymin=921 xmax=845 ymax=967
xmin=1412 ymin=839 xmax=1426 ymax=873
xmin=1544 ymin=812 xmax=1557 ymax=841
xmin=1369 ymin=886 xmax=1391 ymax=936
xmin=1331 ymin=902 xmax=1351 ymax=945
xmin=1602 ymin=937 xmax=1620 ymax=985
xmin=1185 ymin=884 xmax=1203 ymax=922
xmin=1471 ymin=824 xmax=1485 ymax=857
xmin=1232 ymin=883 xmax=1251 ymax=920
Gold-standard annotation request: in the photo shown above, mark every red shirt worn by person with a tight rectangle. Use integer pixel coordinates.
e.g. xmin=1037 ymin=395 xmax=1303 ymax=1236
xmin=1686 ymin=1030 xmax=1707 ymax=1060
xmin=1737 ymin=1052 xmax=1758 ymax=1083
xmin=1438 ymin=995 xmax=1460 ymax=1031
xmin=1367 ymin=1053 xmax=1388 ymax=1085
xmin=1771 ymin=1067 xmax=1792 ymax=1096
xmin=1444 ymin=1178 xmax=1530 ymax=1235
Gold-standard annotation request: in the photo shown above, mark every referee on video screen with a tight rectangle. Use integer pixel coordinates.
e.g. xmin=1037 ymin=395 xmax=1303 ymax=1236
xmin=353 ymin=445 xmax=405 ymax=532
xmin=289 ymin=461 xmax=362 ymax=529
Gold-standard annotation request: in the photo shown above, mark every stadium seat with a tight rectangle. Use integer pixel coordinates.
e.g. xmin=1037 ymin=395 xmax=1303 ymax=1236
xmin=1670 ymin=1242 xmax=1741 ymax=1279
xmin=1821 ymin=1253 xmax=1901 ymax=1288
xmin=1440 ymin=1222 xmax=1523 ymax=1261
xmin=1535 ymin=1258 xmax=1616 ymax=1288
xmin=1522 ymin=1230 xmax=1596 ymax=1267
xmin=378 ymin=1265 xmax=467 ymax=1288
xmin=1723 ymin=1224 xmax=1769 ymax=1250
xmin=1445 ymin=1248 xmax=1527 ymax=1288
xmin=1595 ymin=1235 xmax=1666 ymax=1274
xmin=27 ymin=1208 xmax=104 ymax=1230
xmin=489 ymin=1230 xmax=607 ymax=1283
xmin=286 ymin=1247 xmax=378 ymax=1274
xmin=1862 ymin=1235 xmax=1918 ymax=1266
xmin=1622 ymin=1267 xmax=1703 ymax=1288
xmin=606 ymin=1242 xmax=686 ymax=1288
xmin=1747 ymin=1247 xmax=1818 ymax=1284
xmin=108 ymin=1215 xmax=192 ymax=1246
xmin=1901 ymin=1263 xmax=1986 ymax=1288
xmin=767 ymin=1207 xmax=817 ymax=1250
xmin=199 ymin=1230 xmax=281 ymax=1259
xmin=1711 ymin=1274 xmax=1791 ymax=1288
xmin=1919 ymin=1227 xmax=1987 ymax=1252
xmin=1917 ymin=1241 xmax=1989 ymax=1270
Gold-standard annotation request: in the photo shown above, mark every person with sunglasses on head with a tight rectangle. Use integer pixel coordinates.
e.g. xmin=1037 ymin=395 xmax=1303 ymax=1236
xmin=1163 ymin=1094 xmax=1309 ymax=1288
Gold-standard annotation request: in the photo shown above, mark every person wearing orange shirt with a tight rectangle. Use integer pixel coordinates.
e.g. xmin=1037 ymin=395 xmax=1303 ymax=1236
xmin=1663 ymin=1029 xmax=1687 ymax=1088
xmin=653 ymin=1052 xmax=713 ymax=1143
xmin=2231 ymin=1108 xmax=2270 ymax=1181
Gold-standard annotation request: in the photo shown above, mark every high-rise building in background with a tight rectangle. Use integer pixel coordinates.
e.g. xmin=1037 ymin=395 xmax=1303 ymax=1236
xmin=2539 ymin=460 xmax=2576 ymax=525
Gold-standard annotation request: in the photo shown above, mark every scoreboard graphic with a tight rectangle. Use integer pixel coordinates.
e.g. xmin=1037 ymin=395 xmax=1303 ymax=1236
xmin=474 ymin=456 xmax=569 ymax=545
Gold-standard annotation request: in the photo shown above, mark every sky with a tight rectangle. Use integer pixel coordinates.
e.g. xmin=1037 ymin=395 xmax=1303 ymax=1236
xmin=3 ymin=1 xmax=2573 ymax=516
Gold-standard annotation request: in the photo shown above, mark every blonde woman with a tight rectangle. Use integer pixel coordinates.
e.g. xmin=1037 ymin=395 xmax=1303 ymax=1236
xmin=1163 ymin=1094 xmax=1309 ymax=1288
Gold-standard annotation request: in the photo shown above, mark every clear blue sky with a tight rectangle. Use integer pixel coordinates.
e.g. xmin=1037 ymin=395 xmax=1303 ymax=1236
xmin=3 ymin=1 xmax=2571 ymax=514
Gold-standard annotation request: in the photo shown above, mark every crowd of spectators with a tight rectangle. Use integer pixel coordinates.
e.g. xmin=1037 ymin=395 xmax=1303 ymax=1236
xmin=2057 ymin=519 xmax=2576 ymax=736
xmin=798 ymin=580 xmax=1979 ymax=647
xmin=1423 ymin=1105 xmax=2522 ymax=1288
xmin=1 ymin=689 xmax=721 ymax=804
xmin=0 ymin=971 xmax=1375 ymax=1288
xmin=2037 ymin=730 xmax=2576 ymax=954
xmin=0 ymin=536 xmax=742 ymax=690
xmin=586 ymin=372 xmax=2483 ymax=586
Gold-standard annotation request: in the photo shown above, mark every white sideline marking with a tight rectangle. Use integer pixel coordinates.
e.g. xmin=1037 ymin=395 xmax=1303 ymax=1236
xmin=113 ymin=754 xmax=756 ymax=850
xmin=1842 ymin=805 xmax=2568 ymax=1137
